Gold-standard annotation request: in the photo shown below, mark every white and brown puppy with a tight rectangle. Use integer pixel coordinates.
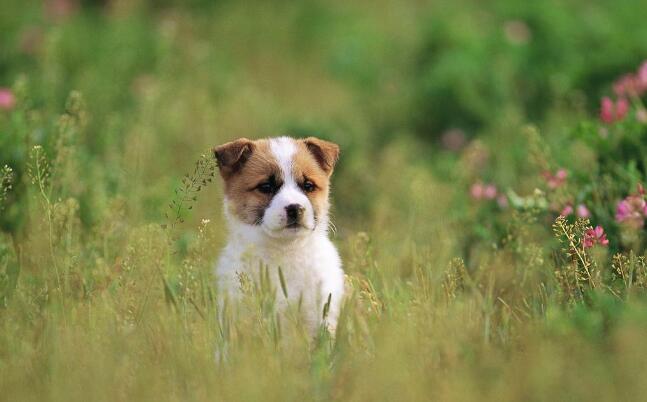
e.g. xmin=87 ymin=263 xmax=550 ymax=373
xmin=213 ymin=136 xmax=344 ymax=333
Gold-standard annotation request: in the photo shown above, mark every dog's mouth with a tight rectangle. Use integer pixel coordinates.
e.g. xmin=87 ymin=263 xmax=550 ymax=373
xmin=284 ymin=213 xmax=318 ymax=231
xmin=261 ymin=220 xmax=314 ymax=239
xmin=285 ymin=214 xmax=304 ymax=229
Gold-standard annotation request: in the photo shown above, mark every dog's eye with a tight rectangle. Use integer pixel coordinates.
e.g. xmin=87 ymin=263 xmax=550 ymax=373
xmin=302 ymin=180 xmax=316 ymax=193
xmin=254 ymin=175 xmax=280 ymax=194
xmin=257 ymin=182 xmax=274 ymax=194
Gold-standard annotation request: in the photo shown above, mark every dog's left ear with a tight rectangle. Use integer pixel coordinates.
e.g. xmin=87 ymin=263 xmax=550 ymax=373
xmin=212 ymin=138 xmax=255 ymax=179
xmin=303 ymin=137 xmax=340 ymax=176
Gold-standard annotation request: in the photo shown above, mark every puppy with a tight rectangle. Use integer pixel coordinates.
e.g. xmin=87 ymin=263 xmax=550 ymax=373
xmin=213 ymin=136 xmax=344 ymax=334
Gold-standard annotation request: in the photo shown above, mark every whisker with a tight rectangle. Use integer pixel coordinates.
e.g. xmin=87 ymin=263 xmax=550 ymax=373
xmin=328 ymin=219 xmax=338 ymax=236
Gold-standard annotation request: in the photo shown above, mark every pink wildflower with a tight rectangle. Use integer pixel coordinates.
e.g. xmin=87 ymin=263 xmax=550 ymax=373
xmin=612 ymin=60 xmax=647 ymax=98
xmin=483 ymin=184 xmax=497 ymax=200
xmin=0 ymin=88 xmax=15 ymax=111
xmin=613 ymin=74 xmax=639 ymax=97
xmin=600 ymin=97 xmax=614 ymax=124
xmin=543 ymin=168 xmax=568 ymax=189
xmin=616 ymin=194 xmax=647 ymax=229
xmin=616 ymin=98 xmax=629 ymax=118
xmin=638 ymin=61 xmax=647 ymax=92
xmin=576 ymin=204 xmax=591 ymax=218
xmin=615 ymin=184 xmax=647 ymax=229
xmin=470 ymin=182 xmax=498 ymax=201
xmin=470 ymin=183 xmax=484 ymax=200
xmin=560 ymin=204 xmax=574 ymax=217
xmin=583 ymin=226 xmax=609 ymax=248
xmin=600 ymin=96 xmax=629 ymax=124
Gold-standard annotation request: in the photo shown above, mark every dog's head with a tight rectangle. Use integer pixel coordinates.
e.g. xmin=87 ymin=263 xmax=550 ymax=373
xmin=213 ymin=136 xmax=339 ymax=239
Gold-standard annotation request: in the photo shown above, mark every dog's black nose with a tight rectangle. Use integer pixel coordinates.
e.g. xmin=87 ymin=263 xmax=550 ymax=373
xmin=285 ymin=204 xmax=304 ymax=224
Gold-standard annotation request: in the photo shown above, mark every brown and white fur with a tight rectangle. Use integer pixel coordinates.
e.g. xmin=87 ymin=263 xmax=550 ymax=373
xmin=213 ymin=136 xmax=344 ymax=334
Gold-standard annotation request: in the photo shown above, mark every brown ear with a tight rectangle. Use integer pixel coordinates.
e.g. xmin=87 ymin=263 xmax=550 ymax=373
xmin=303 ymin=137 xmax=340 ymax=176
xmin=212 ymin=138 xmax=254 ymax=179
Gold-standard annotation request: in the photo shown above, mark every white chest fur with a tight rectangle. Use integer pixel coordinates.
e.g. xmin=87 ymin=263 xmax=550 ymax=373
xmin=215 ymin=224 xmax=344 ymax=333
xmin=211 ymin=136 xmax=344 ymax=335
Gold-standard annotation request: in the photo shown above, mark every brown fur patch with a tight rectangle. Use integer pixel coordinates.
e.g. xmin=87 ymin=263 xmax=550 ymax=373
xmin=215 ymin=137 xmax=339 ymax=226
xmin=213 ymin=138 xmax=254 ymax=179
xmin=302 ymin=137 xmax=340 ymax=176
xmin=219 ymin=139 xmax=282 ymax=225
xmin=294 ymin=140 xmax=334 ymax=222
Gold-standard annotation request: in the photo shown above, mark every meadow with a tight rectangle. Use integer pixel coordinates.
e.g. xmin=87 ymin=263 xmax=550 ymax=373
xmin=1 ymin=0 xmax=647 ymax=401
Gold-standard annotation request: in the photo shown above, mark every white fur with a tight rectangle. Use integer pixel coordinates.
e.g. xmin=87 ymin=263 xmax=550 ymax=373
xmin=262 ymin=138 xmax=316 ymax=236
xmin=215 ymin=137 xmax=344 ymax=334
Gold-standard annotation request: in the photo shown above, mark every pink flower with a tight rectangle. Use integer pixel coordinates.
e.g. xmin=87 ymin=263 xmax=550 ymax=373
xmin=616 ymin=194 xmax=647 ymax=229
xmin=600 ymin=97 xmax=614 ymax=124
xmin=638 ymin=61 xmax=647 ymax=92
xmin=613 ymin=61 xmax=647 ymax=98
xmin=614 ymin=74 xmax=639 ymax=97
xmin=483 ymin=184 xmax=497 ymax=200
xmin=600 ymin=96 xmax=629 ymax=124
xmin=583 ymin=226 xmax=609 ymax=248
xmin=576 ymin=204 xmax=591 ymax=218
xmin=560 ymin=203 xmax=590 ymax=218
xmin=616 ymin=98 xmax=629 ymax=119
xmin=615 ymin=184 xmax=647 ymax=229
xmin=0 ymin=88 xmax=15 ymax=111
xmin=542 ymin=168 xmax=568 ymax=189
xmin=560 ymin=204 xmax=574 ymax=217
xmin=470 ymin=183 xmax=484 ymax=200
xmin=470 ymin=182 xmax=498 ymax=201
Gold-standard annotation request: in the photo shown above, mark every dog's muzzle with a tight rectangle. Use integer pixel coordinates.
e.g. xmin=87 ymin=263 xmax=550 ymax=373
xmin=285 ymin=203 xmax=305 ymax=228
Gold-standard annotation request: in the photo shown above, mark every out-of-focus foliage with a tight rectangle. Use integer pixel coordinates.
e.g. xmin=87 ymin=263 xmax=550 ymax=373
xmin=412 ymin=0 xmax=647 ymax=138
xmin=1 ymin=0 xmax=647 ymax=401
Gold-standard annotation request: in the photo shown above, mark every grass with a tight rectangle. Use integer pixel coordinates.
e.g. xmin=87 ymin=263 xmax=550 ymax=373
xmin=1 ymin=0 xmax=647 ymax=401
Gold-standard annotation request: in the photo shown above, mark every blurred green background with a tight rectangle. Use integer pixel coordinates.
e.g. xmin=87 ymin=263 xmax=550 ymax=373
xmin=2 ymin=0 xmax=647 ymax=234
xmin=2 ymin=1 xmax=647 ymax=401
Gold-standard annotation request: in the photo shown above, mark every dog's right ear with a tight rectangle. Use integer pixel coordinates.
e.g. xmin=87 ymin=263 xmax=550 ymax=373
xmin=212 ymin=138 xmax=254 ymax=179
